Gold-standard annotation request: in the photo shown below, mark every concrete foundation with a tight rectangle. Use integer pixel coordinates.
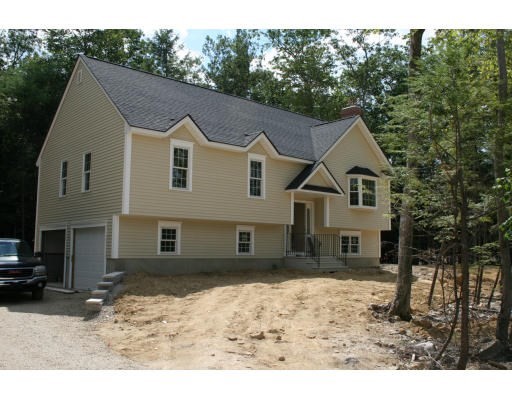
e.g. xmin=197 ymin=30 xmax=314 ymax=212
xmin=107 ymin=258 xmax=284 ymax=275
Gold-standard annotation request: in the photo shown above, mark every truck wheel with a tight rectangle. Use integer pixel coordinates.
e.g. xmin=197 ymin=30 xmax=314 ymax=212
xmin=32 ymin=288 xmax=44 ymax=300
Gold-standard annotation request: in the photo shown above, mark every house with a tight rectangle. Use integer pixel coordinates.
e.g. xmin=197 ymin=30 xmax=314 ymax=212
xmin=35 ymin=55 xmax=392 ymax=290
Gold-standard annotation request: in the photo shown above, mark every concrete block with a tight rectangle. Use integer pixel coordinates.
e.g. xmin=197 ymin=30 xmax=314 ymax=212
xmin=85 ymin=298 xmax=103 ymax=312
xmin=97 ymin=281 xmax=114 ymax=290
xmin=90 ymin=289 xmax=109 ymax=300
xmin=102 ymin=272 xmax=125 ymax=284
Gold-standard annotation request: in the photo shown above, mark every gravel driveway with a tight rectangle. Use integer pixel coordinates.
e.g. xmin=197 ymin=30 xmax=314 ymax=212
xmin=0 ymin=288 xmax=142 ymax=369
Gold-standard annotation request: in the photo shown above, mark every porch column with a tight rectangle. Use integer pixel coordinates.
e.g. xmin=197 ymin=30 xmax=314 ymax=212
xmin=324 ymin=196 xmax=330 ymax=227
xmin=290 ymin=192 xmax=295 ymax=225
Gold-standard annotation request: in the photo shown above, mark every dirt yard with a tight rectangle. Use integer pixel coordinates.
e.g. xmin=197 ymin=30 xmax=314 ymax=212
xmin=96 ymin=265 xmax=506 ymax=369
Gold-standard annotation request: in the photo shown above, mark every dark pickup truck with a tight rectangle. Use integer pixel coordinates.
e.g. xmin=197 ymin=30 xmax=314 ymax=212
xmin=0 ymin=238 xmax=47 ymax=300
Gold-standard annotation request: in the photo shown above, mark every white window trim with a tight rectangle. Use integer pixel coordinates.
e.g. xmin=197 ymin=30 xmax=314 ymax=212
xmin=170 ymin=139 xmax=193 ymax=192
xmin=59 ymin=160 xmax=68 ymax=197
xmin=348 ymin=175 xmax=377 ymax=209
xmin=339 ymin=230 xmax=361 ymax=256
xmin=248 ymin=153 xmax=266 ymax=199
xmin=82 ymin=152 xmax=91 ymax=193
xmin=236 ymin=225 xmax=255 ymax=256
xmin=157 ymin=221 xmax=182 ymax=255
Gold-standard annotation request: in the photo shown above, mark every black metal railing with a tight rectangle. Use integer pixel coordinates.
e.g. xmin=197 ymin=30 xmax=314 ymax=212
xmin=285 ymin=233 xmax=347 ymax=267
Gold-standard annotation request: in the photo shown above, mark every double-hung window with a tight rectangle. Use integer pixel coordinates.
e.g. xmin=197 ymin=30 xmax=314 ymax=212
xmin=158 ymin=221 xmax=182 ymax=255
xmin=82 ymin=152 xmax=91 ymax=192
xmin=248 ymin=154 xmax=265 ymax=198
xmin=348 ymin=176 xmax=377 ymax=208
xmin=60 ymin=160 xmax=68 ymax=197
xmin=170 ymin=140 xmax=193 ymax=191
xmin=236 ymin=225 xmax=254 ymax=255
xmin=340 ymin=231 xmax=361 ymax=255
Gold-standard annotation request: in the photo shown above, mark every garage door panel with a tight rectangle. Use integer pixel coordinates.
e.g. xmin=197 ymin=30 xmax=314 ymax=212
xmin=74 ymin=227 xmax=105 ymax=290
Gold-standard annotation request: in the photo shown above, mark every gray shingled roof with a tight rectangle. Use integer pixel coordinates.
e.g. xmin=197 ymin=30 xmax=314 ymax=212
xmin=80 ymin=55 xmax=359 ymax=161
xmin=310 ymin=118 xmax=358 ymax=160
xmin=346 ymin=166 xmax=379 ymax=177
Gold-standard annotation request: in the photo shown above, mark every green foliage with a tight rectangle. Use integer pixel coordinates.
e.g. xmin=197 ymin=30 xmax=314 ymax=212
xmin=143 ymin=29 xmax=202 ymax=82
xmin=332 ymin=29 xmax=409 ymax=133
xmin=495 ymin=168 xmax=512 ymax=239
xmin=384 ymin=29 xmax=512 ymax=257
xmin=203 ymin=29 xmax=259 ymax=97
xmin=265 ymin=29 xmax=339 ymax=119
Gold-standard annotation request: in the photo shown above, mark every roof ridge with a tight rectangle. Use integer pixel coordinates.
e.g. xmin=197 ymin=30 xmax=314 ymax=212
xmin=311 ymin=115 xmax=359 ymax=129
xmin=79 ymin=55 xmax=325 ymax=124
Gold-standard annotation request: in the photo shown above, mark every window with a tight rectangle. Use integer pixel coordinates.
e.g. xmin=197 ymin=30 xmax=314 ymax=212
xmin=170 ymin=140 xmax=193 ymax=191
xmin=349 ymin=178 xmax=359 ymax=206
xmin=348 ymin=176 xmax=377 ymax=208
xmin=236 ymin=225 xmax=254 ymax=255
xmin=82 ymin=152 xmax=91 ymax=192
xmin=76 ymin=68 xmax=83 ymax=84
xmin=248 ymin=154 xmax=265 ymax=198
xmin=340 ymin=231 xmax=361 ymax=255
xmin=60 ymin=160 xmax=68 ymax=197
xmin=362 ymin=179 xmax=376 ymax=207
xmin=158 ymin=221 xmax=182 ymax=255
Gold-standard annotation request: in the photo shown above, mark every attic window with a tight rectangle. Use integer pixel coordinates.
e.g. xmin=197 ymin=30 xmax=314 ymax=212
xmin=77 ymin=68 xmax=83 ymax=84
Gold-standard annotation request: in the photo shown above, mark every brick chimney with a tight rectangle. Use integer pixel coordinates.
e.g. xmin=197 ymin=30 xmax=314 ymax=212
xmin=340 ymin=105 xmax=363 ymax=119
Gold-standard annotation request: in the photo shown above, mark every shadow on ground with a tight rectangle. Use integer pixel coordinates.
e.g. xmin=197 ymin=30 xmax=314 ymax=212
xmin=0 ymin=289 xmax=90 ymax=318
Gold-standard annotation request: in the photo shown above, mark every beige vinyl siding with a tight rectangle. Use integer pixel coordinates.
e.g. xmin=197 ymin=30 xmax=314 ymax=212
xmin=36 ymin=60 xmax=125 ymax=256
xmin=129 ymin=127 xmax=301 ymax=225
xmin=323 ymin=124 xmax=390 ymax=231
xmin=306 ymin=172 xmax=332 ymax=187
xmin=118 ymin=216 xmax=284 ymax=259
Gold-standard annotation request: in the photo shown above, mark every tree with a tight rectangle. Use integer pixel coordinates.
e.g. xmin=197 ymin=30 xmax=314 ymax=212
xmin=43 ymin=29 xmax=146 ymax=71
xmin=332 ymin=30 xmax=409 ymax=133
xmin=265 ymin=29 xmax=338 ymax=119
xmin=203 ymin=29 xmax=259 ymax=97
xmin=492 ymin=29 xmax=512 ymax=352
xmin=0 ymin=29 xmax=40 ymax=70
xmin=146 ymin=29 xmax=202 ymax=82
xmin=389 ymin=29 xmax=424 ymax=321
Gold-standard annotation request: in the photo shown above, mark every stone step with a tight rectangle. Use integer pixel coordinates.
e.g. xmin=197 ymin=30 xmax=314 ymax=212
xmin=85 ymin=298 xmax=104 ymax=312
xmin=102 ymin=271 xmax=125 ymax=284
xmin=90 ymin=289 xmax=109 ymax=300
xmin=97 ymin=281 xmax=114 ymax=290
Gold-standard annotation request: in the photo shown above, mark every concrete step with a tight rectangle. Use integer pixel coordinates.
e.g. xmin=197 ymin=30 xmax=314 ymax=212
xmin=85 ymin=298 xmax=104 ymax=312
xmin=102 ymin=271 xmax=125 ymax=284
xmin=90 ymin=289 xmax=109 ymax=300
xmin=97 ymin=281 xmax=114 ymax=290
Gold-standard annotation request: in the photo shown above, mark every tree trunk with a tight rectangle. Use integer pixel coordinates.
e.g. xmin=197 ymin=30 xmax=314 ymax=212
xmin=494 ymin=29 xmax=512 ymax=348
xmin=389 ymin=29 xmax=424 ymax=321
xmin=457 ymin=168 xmax=471 ymax=369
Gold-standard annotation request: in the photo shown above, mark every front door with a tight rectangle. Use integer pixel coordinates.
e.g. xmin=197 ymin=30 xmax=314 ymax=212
xmin=290 ymin=202 xmax=313 ymax=255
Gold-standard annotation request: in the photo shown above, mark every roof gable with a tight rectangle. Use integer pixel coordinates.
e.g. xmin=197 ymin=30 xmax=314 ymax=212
xmin=286 ymin=162 xmax=344 ymax=196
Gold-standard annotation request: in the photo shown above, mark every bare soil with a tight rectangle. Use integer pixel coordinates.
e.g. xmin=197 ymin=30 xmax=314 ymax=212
xmin=96 ymin=265 xmax=508 ymax=369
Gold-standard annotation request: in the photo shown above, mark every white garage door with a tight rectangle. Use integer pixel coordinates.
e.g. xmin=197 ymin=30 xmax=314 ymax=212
xmin=73 ymin=227 xmax=105 ymax=290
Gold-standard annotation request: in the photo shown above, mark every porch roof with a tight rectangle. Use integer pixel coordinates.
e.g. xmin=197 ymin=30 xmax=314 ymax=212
xmin=286 ymin=162 xmax=344 ymax=196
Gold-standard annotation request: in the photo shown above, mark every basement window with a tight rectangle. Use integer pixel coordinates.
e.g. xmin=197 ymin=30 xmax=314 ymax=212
xmin=236 ymin=225 xmax=254 ymax=255
xmin=158 ymin=221 xmax=182 ymax=255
